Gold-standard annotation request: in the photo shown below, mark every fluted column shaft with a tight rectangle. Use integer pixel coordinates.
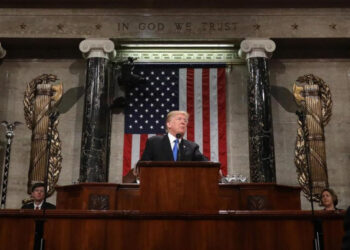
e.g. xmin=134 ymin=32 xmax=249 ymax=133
xmin=78 ymin=38 xmax=115 ymax=182
xmin=240 ymin=39 xmax=276 ymax=183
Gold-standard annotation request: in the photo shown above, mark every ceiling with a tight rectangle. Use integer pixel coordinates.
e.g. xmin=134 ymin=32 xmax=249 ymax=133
xmin=1 ymin=0 xmax=350 ymax=8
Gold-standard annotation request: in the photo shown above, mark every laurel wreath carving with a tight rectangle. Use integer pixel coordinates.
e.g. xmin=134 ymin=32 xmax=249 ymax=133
xmin=294 ymin=74 xmax=332 ymax=202
xmin=23 ymin=74 xmax=62 ymax=196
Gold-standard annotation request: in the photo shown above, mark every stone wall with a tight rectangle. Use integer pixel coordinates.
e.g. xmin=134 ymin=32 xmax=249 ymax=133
xmin=0 ymin=7 xmax=349 ymax=209
xmin=0 ymin=57 xmax=349 ymax=209
xmin=0 ymin=9 xmax=350 ymax=39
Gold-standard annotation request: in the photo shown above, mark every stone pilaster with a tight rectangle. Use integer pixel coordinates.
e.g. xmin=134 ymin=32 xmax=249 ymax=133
xmin=240 ymin=38 xmax=276 ymax=183
xmin=78 ymin=38 xmax=115 ymax=182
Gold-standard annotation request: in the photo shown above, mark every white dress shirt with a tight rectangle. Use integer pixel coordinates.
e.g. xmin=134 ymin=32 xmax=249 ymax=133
xmin=34 ymin=201 xmax=43 ymax=210
xmin=168 ymin=133 xmax=181 ymax=150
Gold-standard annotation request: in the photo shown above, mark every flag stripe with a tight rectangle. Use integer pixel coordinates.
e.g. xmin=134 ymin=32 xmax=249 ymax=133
xmin=122 ymin=133 xmax=132 ymax=176
xmin=131 ymin=134 xmax=141 ymax=170
xmin=179 ymin=68 xmax=188 ymax=139
xmin=202 ymin=68 xmax=211 ymax=160
xmin=140 ymin=134 xmax=149 ymax=158
xmin=209 ymin=68 xmax=219 ymax=162
xmin=217 ymin=68 xmax=227 ymax=176
xmin=179 ymin=68 xmax=187 ymax=112
xmin=194 ymin=69 xmax=203 ymax=152
xmin=186 ymin=68 xmax=195 ymax=142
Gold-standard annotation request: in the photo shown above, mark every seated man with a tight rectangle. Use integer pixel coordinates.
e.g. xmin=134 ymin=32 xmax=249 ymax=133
xmin=21 ymin=183 xmax=56 ymax=210
xmin=141 ymin=110 xmax=208 ymax=161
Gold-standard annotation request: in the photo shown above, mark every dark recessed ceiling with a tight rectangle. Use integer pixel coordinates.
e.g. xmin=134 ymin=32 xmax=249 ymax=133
xmin=0 ymin=0 xmax=350 ymax=8
xmin=1 ymin=38 xmax=350 ymax=59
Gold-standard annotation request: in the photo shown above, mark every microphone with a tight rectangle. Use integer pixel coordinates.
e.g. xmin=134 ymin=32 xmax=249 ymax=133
xmin=176 ymin=134 xmax=182 ymax=161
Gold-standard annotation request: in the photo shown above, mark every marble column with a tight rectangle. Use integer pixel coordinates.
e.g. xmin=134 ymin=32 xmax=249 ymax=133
xmin=78 ymin=38 xmax=115 ymax=182
xmin=240 ymin=39 xmax=276 ymax=183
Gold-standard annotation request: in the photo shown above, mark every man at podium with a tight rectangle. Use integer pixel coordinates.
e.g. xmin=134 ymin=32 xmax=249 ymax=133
xmin=140 ymin=110 xmax=208 ymax=162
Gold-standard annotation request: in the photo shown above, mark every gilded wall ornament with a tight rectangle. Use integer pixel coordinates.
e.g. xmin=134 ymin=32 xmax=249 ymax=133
xmin=23 ymin=74 xmax=63 ymax=196
xmin=293 ymin=74 xmax=332 ymax=202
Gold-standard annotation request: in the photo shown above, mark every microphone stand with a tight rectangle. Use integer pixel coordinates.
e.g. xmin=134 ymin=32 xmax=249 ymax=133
xmin=176 ymin=134 xmax=182 ymax=161
xmin=33 ymin=111 xmax=57 ymax=250
xmin=296 ymin=110 xmax=324 ymax=250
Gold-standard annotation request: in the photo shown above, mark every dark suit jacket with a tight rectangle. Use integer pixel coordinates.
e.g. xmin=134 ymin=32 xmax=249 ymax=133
xmin=140 ymin=134 xmax=208 ymax=161
xmin=21 ymin=201 xmax=56 ymax=210
xmin=342 ymin=207 xmax=350 ymax=250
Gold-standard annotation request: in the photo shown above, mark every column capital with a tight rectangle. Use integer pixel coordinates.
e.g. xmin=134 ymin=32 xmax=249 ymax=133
xmin=239 ymin=38 xmax=276 ymax=59
xmin=0 ymin=42 xmax=6 ymax=59
xmin=79 ymin=38 xmax=115 ymax=59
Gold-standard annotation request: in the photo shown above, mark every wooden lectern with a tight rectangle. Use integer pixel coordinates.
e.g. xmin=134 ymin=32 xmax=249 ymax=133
xmin=138 ymin=161 xmax=221 ymax=211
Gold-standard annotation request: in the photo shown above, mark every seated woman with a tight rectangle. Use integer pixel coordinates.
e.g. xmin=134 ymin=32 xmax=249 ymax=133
xmin=320 ymin=188 xmax=339 ymax=211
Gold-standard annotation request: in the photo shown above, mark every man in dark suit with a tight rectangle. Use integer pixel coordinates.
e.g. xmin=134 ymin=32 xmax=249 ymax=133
xmin=21 ymin=183 xmax=56 ymax=210
xmin=140 ymin=110 xmax=208 ymax=161
xmin=122 ymin=110 xmax=208 ymax=182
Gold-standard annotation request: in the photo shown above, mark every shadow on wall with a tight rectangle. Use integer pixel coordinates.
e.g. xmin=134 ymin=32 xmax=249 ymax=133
xmin=269 ymin=60 xmax=298 ymax=114
xmin=68 ymin=59 xmax=86 ymax=183
xmin=270 ymin=85 xmax=298 ymax=114
xmin=57 ymin=86 xmax=85 ymax=114
xmin=57 ymin=59 xmax=86 ymax=114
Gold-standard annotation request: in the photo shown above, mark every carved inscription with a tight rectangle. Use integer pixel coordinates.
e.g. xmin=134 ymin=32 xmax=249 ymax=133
xmin=174 ymin=22 xmax=192 ymax=32
xmin=115 ymin=22 xmax=238 ymax=33
xmin=200 ymin=22 xmax=237 ymax=31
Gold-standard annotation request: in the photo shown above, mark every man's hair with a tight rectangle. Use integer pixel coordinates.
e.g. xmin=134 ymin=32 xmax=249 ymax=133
xmin=165 ymin=110 xmax=189 ymax=132
xmin=31 ymin=183 xmax=45 ymax=192
xmin=320 ymin=188 xmax=338 ymax=207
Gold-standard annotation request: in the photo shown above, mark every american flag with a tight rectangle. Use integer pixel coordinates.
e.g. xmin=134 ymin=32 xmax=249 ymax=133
xmin=122 ymin=64 xmax=227 ymax=176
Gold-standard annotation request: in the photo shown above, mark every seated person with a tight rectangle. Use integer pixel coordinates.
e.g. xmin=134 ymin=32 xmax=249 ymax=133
xmin=21 ymin=183 xmax=56 ymax=210
xmin=320 ymin=188 xmax=338 ymax=211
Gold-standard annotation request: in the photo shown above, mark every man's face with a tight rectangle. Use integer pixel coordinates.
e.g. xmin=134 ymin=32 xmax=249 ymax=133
xmin=167 ymin=113 xmax=188 ymax=137
xmin=31 ymin=186 xmax=45 ymax=203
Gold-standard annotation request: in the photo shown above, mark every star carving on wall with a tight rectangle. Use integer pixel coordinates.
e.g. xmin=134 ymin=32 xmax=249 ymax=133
xmin=329 ymin=24 xmax=337 ymax=30
xmin=20 ymin=23 xmax=26 ymax=30
xmin=253 ymin=24 xmax=261 ymax=31
xmin=291 ymin=23 xmax=298 ymax=30
xmin=57 ymin=24 xmax=64 ymax=31
xmin=95 ymin=24 xmax=102 ymax=30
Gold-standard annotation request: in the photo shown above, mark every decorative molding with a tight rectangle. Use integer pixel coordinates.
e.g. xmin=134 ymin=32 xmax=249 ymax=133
xmin=247 ymin=195 xmax=266 ymax=210
xmin=115 ymin=48 xmax=243 ymax=64
xmin=0 ymin=9 xmax=346 ymax=39
xmin=88 ymin=194 xmax=110 ymax=210
xmin=239 ymin=38 xmax=276 ymax=59
xmin=79 ymin=38 xmax=115 ymax=59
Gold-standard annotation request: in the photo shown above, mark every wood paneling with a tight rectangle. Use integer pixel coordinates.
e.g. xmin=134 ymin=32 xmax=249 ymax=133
xmin=56 ymin=162 xmax=300 ymax=211
xmin=0 ymin=210 xmax=345 ymax=250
